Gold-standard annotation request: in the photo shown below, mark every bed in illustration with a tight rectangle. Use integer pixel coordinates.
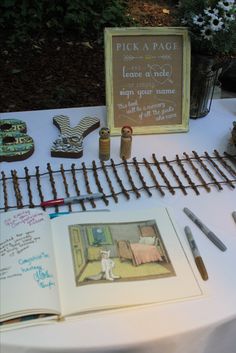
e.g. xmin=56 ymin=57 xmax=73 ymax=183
xmin=116 ymin=240 xmax=163 ymax=266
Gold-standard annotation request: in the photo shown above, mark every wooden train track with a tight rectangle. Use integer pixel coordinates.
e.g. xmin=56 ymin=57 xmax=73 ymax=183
xmin=1 ymin=150 xmax=236 ymax=212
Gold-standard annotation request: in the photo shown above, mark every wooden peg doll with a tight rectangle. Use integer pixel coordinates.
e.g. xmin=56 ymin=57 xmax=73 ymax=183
xmin=99 ymin=127 xmax=110 ymax=161
xmin=120 ymin=125 xmax=133 ymax=159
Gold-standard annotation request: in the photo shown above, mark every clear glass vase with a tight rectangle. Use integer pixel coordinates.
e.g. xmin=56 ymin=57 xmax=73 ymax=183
xmin=190 ymin=55 xmax=221 ymax=119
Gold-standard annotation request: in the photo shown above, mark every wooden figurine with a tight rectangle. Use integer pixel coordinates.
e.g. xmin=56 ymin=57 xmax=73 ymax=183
xmin=0 ymin=119 xmax=34 ymax=162
xmin=51 ymin=115 xmax=100 ymax=158
xmin=99 ymin=127 xmax=110 ymax=161
xmin=120 ymin=125 xmax=133 ymax=159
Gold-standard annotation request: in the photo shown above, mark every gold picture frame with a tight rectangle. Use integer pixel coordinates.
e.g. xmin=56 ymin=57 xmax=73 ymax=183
xmin=104 ymin=27 xmax=190 ymax=135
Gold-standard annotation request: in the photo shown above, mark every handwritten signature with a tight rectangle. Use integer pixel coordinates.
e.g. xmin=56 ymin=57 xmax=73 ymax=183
xmin=33 ymin=268 xmax=55 ymax=289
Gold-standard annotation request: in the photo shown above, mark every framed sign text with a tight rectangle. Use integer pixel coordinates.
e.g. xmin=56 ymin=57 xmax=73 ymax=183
xmin=105 ymin=27 xmax=190 ymax=135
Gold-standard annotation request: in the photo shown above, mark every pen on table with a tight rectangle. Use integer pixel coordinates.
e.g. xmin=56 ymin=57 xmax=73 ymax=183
xmin=183 ymin=207 xmax=227 ymax=252
xmin=40 ymin=193 xmax=103 ymax=208
xmin=232 ymin=211 xmax=236 ymax=224
xmin=184 ymin=226 xmax=208 ymax=281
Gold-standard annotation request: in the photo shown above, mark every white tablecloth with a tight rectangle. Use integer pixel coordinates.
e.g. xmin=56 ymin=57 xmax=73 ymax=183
xmin=1 ymin=98 xmax=236 ymax=353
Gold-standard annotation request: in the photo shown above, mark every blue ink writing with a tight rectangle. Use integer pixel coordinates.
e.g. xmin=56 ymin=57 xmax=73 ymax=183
xmin=21 ymin=265 xmax=42 ymax=273
xmin=18 ymin=252 xmax=49 ymax=266
xmin=33 ymin=268 xmax=55 ymax=289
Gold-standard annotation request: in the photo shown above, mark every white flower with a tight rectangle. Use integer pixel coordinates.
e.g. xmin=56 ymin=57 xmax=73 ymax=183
xmin=224 ymin=12 xmax=235 ymax=21
xmin=192 ymin=14 xmax=205 ymax=26
xmin=200 ymin=26 xmax=214 ymax=40
xmin=217 ymin=1 xmax=234 ymax=11
xmin=204 ymin=7 xmax=219 ymax=18
xmin=209 ymin=16 xmax=224 ymax=31
xmin=181 ymin=17 xmax=188 ymax=25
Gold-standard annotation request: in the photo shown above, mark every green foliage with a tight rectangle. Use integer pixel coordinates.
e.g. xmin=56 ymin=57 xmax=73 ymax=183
xmin=0 ymin=0 xmax=133 ymax=47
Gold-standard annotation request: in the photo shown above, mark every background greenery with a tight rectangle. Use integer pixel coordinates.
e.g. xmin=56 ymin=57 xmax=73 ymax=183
xmin=0 ymin=0 xmax=133 ymax=46
xmin=1 ymin=0 xmax=234 ymax=113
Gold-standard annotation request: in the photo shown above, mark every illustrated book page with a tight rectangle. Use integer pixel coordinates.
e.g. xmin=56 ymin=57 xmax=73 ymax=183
xmin=0 ymin=209 xmax=61 ymax=328
xmin=51 ymin=207 xmax=203 ymax=318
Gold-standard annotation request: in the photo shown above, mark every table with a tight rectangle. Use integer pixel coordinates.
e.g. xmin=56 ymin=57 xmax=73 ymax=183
xmin=1 ymin=98 xmax=236 ymax=353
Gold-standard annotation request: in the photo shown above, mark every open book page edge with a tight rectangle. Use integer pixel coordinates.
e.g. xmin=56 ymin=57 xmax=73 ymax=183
xmin=64 ymin=289 xmax=206 ymax=319
xmin=165 ymin=208 xmax=204 ymax=294
xmin=0 ymin=307 xmax=61 ymax=322
xmin=0 ymin=313 xmax=59 ymax=332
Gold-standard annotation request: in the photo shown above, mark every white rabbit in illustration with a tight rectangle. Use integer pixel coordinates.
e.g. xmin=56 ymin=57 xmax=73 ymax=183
xmin=101 ymin=250 xmax=120 ymax=281
xmin=85 ymin=250 xmax=120 ymax=281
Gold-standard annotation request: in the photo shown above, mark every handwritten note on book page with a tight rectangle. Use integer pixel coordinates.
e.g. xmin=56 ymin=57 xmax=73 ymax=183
xmin=0 ymin=209 xmax=60 ymax=322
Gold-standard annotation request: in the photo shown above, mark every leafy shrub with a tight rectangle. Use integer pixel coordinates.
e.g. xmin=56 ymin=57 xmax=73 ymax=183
xmin=0 ymin=0 xmax=133 ymax=46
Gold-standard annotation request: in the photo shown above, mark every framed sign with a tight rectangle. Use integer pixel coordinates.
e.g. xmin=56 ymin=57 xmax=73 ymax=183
xmin=105 ymin=27 xmax=190 ymax=135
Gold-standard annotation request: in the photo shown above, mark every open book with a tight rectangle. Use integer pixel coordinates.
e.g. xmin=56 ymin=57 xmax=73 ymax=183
xmin=0 ymin=207 xmax=203 ymax=331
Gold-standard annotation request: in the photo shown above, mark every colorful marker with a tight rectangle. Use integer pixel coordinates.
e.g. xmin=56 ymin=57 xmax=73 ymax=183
xmin=40 ymin=193 xmax=103 ymax=208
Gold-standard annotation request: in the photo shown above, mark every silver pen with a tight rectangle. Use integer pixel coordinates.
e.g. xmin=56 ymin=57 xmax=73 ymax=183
xmin=184 ymin=226 xmax=208 ymax=281
xmin=183 ymin=207 xmax=227 ymax=252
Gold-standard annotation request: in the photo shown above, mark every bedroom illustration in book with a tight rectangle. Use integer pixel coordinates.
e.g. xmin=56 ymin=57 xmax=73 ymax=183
xmin=69 ymin=220 xmax=176 ymax=286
